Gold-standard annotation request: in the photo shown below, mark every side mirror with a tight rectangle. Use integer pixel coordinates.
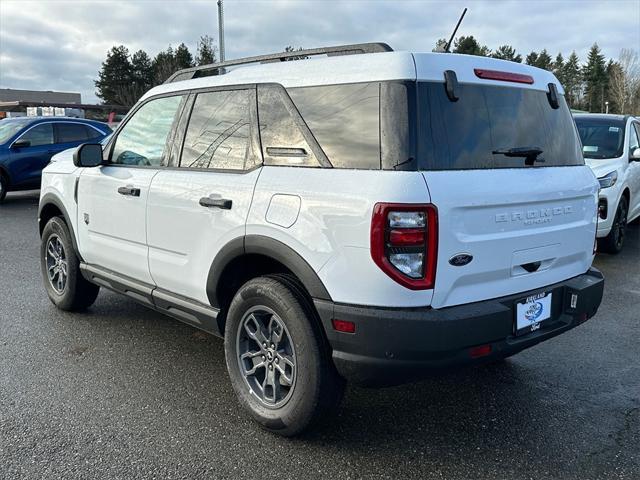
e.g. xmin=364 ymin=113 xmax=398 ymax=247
xmin=73 ymin=143 xmax=103 ymax=167
xmin=11 ymin=139 xmax=31 ymax=149
xmin=631 ymin=148 xmax=640 ymax=162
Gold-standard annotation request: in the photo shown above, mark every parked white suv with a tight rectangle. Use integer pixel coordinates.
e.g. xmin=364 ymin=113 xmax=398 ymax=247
xmin=38 ymin=43 xmax=604 ymax=436
xmin=574 ymin=114 xmax=640 ymax=253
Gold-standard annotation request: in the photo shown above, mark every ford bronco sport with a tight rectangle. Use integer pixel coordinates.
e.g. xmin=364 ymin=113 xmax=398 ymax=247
xmin=38 ymin=43 xmax=604 ymax=436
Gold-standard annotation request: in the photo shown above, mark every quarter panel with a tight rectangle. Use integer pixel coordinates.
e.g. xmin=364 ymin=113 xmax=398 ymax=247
xmin=247 ymin=167 xmax=434 ymax=307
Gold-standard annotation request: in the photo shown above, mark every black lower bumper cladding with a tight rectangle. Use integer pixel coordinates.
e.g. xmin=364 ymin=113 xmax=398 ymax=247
xmin=315 ymin=268 xmax=604 ymax=386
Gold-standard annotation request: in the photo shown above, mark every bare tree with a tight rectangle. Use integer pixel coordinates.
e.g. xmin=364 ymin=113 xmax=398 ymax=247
xmin=609 ymin=49 xmax=640 ymax=114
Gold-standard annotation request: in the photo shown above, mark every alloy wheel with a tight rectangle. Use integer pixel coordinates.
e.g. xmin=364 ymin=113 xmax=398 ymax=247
xmin=45 ymin=235 xmax=68 ymax=294
xmin=236 ymin=306 xmax=297 ymax=408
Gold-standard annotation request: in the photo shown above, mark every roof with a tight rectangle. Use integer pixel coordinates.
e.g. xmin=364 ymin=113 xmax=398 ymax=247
xmin=0 ymin=100 xmax=129 ymax=112
xmin=573 ymin=113 xmax=631 ymax=124
xmin=0 ymin=88 xmax=81 ymax=104
xmin=0 ymin=116 xmax=108 ymax=126
xmin=141 ymin=50 xmax=562 ymax=102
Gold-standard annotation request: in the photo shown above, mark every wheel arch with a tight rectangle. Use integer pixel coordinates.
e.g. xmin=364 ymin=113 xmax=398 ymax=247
xmin=207 ymin=235 xmax=332 ymax=323
xmin=0 ymin=165 xmax=11 ymax=185
xmin=621 ymin=186 xmax=631 ymax=205
xmin=38 ymin=193 xmax=83 ymax=261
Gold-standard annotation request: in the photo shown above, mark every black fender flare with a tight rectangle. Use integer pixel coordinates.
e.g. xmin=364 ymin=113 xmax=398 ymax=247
xmin=38 ymin=193 xmax=83 ymax=262
xmin=206 ymin=235 xmax=332 ymax=309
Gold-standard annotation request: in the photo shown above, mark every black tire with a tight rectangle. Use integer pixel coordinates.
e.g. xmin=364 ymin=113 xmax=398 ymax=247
xmin=0 ymin=174 xmax=7 ymax=203
xmin=224 ymin=276 xmax=345 ymax=436
xmin=40 ymin=216 xmax=100 ymax=311
xmin=599 ymin=196 xmax=628 ymax=254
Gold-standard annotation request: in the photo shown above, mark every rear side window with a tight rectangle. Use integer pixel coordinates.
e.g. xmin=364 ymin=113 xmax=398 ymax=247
xmin=55 ymin=123 xmax=89 ymax=143
xmin=288 ymin=83 xmax=380 ymax=169
xmin=417 ymin=82 xmax=583 ymax=169
xmin=85 ymin=125 xmax=105 ymax=140
xmin=19 ymin=123 xmax=54 ymax=147
xmin=111 ymin=95 xmax=183 ymax=167
xmin=257 ymin=85 xmax=321 ymax=168
xmin=181 ymin=89 xmax=253 ymax=170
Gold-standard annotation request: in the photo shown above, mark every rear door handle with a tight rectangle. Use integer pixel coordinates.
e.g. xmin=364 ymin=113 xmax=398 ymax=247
xmin=199 ymin=196 xmax=232 ymax=209
xmin=118 ymin=186 xmax=141 ymax=197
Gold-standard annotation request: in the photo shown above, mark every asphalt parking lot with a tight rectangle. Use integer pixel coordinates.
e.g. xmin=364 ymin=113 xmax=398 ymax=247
xmin=1 ymin=190 xmax=638 ymax=480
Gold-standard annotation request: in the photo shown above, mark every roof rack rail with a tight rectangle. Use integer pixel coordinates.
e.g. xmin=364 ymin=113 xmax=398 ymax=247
xmin=164 ymin=42 xmax=393 ymax=84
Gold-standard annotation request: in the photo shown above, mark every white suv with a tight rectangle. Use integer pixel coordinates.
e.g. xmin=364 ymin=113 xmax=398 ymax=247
xmin=574 ymin=114 xmax=640 ymax=253
xmin=38 ymin=43 xmax=605 ymax=436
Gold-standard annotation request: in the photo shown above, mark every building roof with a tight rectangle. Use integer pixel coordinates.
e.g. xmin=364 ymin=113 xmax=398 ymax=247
xmin=0 ymin=88 xmax=81 ymax=104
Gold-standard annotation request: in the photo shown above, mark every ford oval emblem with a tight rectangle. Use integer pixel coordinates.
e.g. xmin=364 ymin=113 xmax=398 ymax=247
xmin=449 ymin=253 xmax=473 ymax=267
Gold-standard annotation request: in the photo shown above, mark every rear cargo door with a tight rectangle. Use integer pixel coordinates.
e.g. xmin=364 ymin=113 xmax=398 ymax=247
xmin=415 ymin=80 xmax=599 ymax=308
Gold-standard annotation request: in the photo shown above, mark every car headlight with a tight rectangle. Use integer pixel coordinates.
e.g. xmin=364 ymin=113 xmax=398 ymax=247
xmin=598 ymin=171 xmax=618 ymax=189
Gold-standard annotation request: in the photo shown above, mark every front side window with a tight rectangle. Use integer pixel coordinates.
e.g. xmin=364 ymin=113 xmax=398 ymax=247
xmin=574 ymin=117 xmax=625 ymax=160
xmin=56 ymin=123 xmax=90 ymax=143
xmin=181 ymin=89 xmax=252 ymax=170
xmin=19 ymin=123 xmax=54 ymax=147
xmin=0 ymin=119 xmax=31 ymax=144
xmin=111 ymin=95 xmax=183 ymax=166
xmin=288 ymin=83 xmax=380 ymax=169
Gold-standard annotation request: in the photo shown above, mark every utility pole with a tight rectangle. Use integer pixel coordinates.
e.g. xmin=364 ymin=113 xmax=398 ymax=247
xmin=217 ymin=0 xmax=225 ymax=63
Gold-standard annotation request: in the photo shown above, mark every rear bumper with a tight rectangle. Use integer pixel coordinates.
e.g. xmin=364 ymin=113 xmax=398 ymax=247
xmin=315 ymin=268 xmax=604 ymax=386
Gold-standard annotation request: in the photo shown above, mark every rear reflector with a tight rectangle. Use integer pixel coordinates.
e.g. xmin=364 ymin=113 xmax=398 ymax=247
xmin=474 ymin=68 xmax=534 ymax=85
xmin=332 ymin=319 xmax=356 ymax=334
xmin=389 ymin=228 xmax=425 ymax=246
xmin=469 ymin=344 xmax=492 ymax=359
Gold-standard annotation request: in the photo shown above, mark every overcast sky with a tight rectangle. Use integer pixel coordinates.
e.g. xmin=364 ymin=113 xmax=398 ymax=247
xmin=1 ymin=0 xmax=639 ymax=103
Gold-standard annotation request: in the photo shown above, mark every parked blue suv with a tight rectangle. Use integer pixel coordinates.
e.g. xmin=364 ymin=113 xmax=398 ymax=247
xmin=0 ymin=117 xmax=111 ymax=202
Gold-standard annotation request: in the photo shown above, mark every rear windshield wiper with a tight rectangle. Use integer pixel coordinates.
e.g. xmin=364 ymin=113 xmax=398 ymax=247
xmin=492 ymin=147 xmax=544 ymax=166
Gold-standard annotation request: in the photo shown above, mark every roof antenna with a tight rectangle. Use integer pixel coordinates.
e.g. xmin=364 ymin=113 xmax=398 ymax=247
xmin=444 ymin=8 xmax=467 ymax=53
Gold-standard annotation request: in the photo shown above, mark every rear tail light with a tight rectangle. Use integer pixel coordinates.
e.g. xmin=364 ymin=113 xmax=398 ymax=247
xmin=371 ymin=203 xmax=438 ymax=290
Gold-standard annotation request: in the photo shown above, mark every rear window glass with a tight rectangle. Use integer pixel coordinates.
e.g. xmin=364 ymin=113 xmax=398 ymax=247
xmin=574 ymin=117 xmax=626 ymax=159
xmin=416 ymin=82 xmax=583 ymax=170
xmin=288 ymin=83 xmax=380 ymax=169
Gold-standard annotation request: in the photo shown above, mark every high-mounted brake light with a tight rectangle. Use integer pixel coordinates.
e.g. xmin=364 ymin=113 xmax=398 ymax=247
xmin=474 ymin=68 xmax=534 ymax=85
xmin=371 ymin=203 xmax=438 ymax=290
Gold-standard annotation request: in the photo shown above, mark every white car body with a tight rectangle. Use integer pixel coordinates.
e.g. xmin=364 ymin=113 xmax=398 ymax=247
xmin=39 ymin=45 xmax=604 ymax=392
xmin=575 ymin=114 xmax=640 ymax=238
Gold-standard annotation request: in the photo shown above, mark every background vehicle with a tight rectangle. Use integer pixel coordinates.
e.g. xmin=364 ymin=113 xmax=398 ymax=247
xmin=0 ymin=117 xmax=111 ymax=202
xmin=574 ymin=114 xmax=640 ymax=253
xmin=38 ymin=44 xmax=603 ymax=436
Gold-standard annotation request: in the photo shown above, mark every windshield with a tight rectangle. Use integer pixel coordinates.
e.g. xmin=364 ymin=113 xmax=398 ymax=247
xmin=574 ymin=117 xmax=625 ymax=159
xmin=415 ymin=82 xmax=583 ymax=169
xmin=0 ymin=119 xmax=31 ymax=144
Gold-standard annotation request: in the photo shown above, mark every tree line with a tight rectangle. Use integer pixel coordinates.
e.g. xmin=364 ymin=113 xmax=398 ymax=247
xmin=95 ymin=35 xmax=217 ymax=106
xmin=434 ymin=36 xmax=640 ymax=114
xmin=96 ymin=35 xmax=639 ymax=115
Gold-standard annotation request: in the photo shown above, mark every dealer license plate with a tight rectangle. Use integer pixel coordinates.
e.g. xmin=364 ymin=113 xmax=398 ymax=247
xmin=515 ymin=292 xmax=552 ymax=335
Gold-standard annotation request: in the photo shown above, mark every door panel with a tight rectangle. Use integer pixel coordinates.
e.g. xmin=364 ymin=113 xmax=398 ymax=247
xmin=629 ymin=123 xmax=640 ymax=219
xmin=146 ymin=87 xmax=261 ymax=304
xmin=76 ymin=94 xmax=185 ymax=283
xmin=77 ymin=167 xmax=158 ymax=284
xmin=147 ymin=169 xmax=261 ymax=303
xmin=9 ymin=123 xmax=55 ymax=186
